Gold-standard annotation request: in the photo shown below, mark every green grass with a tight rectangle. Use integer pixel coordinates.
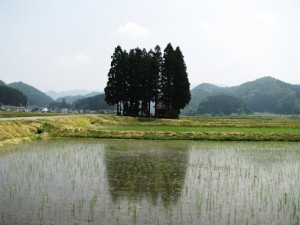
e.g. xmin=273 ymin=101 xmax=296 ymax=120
xmin=102 ymin=125 xmax=300 ymax=134
xmin=1 ymin=114 xmax=300 ymax=148
xmin=0 ymin=112 xmax=67 ymax=118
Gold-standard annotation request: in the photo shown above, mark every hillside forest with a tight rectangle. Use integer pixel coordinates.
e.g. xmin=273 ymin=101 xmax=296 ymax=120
xmin=0 ymin=84 xmax=27 ymax=106
xmin=185 ymin=76 xmax=300 ymax=116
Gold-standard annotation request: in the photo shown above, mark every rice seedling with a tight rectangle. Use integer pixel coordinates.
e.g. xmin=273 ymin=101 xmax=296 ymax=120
xmin=0 ymin=140 xmax=300 ymax=224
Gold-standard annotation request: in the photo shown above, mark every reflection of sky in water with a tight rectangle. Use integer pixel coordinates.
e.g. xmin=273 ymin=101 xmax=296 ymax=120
xmin=0 ymin=140 xmax=300 ymax=225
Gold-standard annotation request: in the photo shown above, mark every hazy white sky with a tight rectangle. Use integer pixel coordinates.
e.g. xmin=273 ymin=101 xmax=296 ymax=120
xmin=1 ymin=0 xmax=300 ymax=92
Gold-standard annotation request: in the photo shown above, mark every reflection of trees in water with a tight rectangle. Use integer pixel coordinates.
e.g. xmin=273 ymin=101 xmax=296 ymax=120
xmin=104 ymin=142 xmax=189 ymax=206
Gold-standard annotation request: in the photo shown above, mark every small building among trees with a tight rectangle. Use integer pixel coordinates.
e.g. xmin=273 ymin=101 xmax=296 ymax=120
xmin=104 ymin=43 xmax=191 ymax=118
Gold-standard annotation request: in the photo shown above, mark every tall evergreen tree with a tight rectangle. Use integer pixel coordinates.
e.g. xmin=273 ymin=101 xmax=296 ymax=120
xmin=127 ymin=48 xmax=143 ymax=116
xmin=160 ymin=44 xmax=191 ymax=118
xmin=149 ymin=46 xmax=163 ymax=117
xmin=161 ymin=43 xmax=175 ymax=113
xmin=105 ymin=46 xmax=128 ymax=115
xmin=104 ymin=43 xmax=190 ymax=118
xmin=172 ymin=47 xmax=191 ymax=114
xmin=140 ymin=48 xmax=152 ymax=116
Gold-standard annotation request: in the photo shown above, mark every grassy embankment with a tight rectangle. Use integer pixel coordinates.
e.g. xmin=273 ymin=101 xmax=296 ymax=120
xmin=0 ymin=112 xmax=66 ymax=118
xmin=1 ymin=114 xmax=300 ymax=147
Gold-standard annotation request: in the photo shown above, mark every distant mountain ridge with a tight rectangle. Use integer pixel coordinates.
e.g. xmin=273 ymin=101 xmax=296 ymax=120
xmin=8 ymin=82 xmax=53 ymax=107
xmin=2 ymin=77 xmax=300 ymax=113
xmin=1 ymin=80 xmax=103 ymax=108
xmin=73 ymin=94 xmax=114 ymax=111
xmin=188 ymin=83 xmax=229 ymax=108
xmin=46 ymin=90 xmax=98 ymax=100
xmin=56 ymin=91 xmax=102 ymax=104
xmin=186 ymin=76 xmax=300 ymax=115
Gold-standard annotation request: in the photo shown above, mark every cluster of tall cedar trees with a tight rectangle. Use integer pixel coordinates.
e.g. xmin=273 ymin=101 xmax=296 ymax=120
xmin=105 ymin=43 xmax=191 ymax=118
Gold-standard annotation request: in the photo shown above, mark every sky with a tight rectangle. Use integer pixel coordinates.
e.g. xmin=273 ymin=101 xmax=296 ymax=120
xmin=1 ymin=0 xmax=300 ymax=92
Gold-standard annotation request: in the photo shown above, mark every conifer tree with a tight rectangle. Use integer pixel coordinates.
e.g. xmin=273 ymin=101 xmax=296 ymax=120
xmin=172 ymin=46 xmax=191 ymax=114
xmin=104 ymin=46 xmax=128 ymax=115
xmin=149 ymin=45 xmax=163 ymax=117
xmin=105 ymin=43 xmax=190 ymax=118
xmin=161 ymin=43 xmax=175 ymax=113
xmin=160 ymin=44 xmax=191 ymax=118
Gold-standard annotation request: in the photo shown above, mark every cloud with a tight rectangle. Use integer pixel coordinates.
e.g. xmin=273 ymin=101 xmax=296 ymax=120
xmin=56 ymin=54 xmax=92 ymax=67
xmin=117 ymin=22 xmax=151 ymax=39
xmin=18 ymin=47 xmax=38 ymax=56
xmin=200 ymin=12 xmax=277 ymax=60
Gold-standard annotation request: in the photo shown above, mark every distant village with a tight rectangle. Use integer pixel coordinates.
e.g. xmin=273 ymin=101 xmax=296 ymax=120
xmin=0 ymin=105 xmax=116 ymax=115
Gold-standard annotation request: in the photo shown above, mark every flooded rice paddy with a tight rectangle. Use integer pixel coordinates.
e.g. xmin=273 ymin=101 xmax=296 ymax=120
xmin=0 ymin=139 xmax=300 ymax=225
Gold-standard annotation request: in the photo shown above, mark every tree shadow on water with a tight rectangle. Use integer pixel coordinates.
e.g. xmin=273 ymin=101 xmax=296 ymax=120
xmin=104 ymin=141 xmax=189 ymax=208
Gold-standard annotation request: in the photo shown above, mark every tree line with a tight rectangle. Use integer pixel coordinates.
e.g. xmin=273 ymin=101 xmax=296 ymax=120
xmin=73 ymin=94 xmax=114 ymax=111
xmin=49 ymin=94 xmax=114 ymax=111
xmin=0 ymin=85 xmax=27 ymax=106
xmin=197 ymin=94 xmax=252 ymax=116
xmin=104 ymin=43 xmax=191 ymax=118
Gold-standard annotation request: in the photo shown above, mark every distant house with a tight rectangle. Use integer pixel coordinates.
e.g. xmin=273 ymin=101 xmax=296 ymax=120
xmin=61 ymin=108 xmax=69 ymax=113
xmin=42 ymin=108 xmax=48 ymax=113
xmin=0 ymin=105 xmax=26 ymax=112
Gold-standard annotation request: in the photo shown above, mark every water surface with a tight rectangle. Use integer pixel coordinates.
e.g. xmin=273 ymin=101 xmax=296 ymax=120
xmin=0 ymin=139 xmax=299 ymax=225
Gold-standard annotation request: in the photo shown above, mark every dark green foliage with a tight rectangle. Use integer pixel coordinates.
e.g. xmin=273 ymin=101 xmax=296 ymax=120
xmin=56 ymin=92 xmax=101 ymax=104
xmin=126 ymin=48 xmax=145 ymax=116
xmin=161 ymin=43 xmax=175 ymax=112
xmin=105 ymin=46 xmax=128 ymax=115
xmin=230 ymin=77 xmax=297 ymax=113
xmin=197 ymin=94 xmax=252 ymax=116
xmin=149 ymin=46 xmax=163 ymax=117
xmin=159 ymin=44 xmax=191 ymax=117
xmin=188 ymin=77 xmax=300 ymax=115
xmin=73 ymin=94 xmax=114 ymax=110
xmin=166 ymin=110 xmax=180 ymax=119
xmin=8 ymin=82 xmax=53 ymax=107
xmin=173 ymin=47 xmax=191 ymax=112
xmin=188 ymin=83 xmax=230 ymax=109
xmin=105 ymin=44 xmax=190 ymax=118
xmin=0 ymin=85 xmax=27 ymax=106
xmin=49 ymin=98 xmax=72 ymax=110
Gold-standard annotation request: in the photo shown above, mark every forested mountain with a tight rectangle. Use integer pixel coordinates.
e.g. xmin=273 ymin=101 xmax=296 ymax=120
xmin=56 ymin=91 xmax=101 ymax=104
xmin=186 ymin=76 xmax=300 ymax=115
xmin=0 ymin=84 xmax=27 ymax=106
xmin=229 ymin=77 xmax=300 ymax=114
xmin=73 ymin=94 xmax=114 ymax=111
xmin=46 ymin=90 xmax=95 ymax=100
xmin=48 ymin=98 xmax=72 ymax=111
xmin=188 ymin=83 xmax=230 ymax=109
xmin=0 ymin=80 xmax=6 ymax=86
xmin=197 ymin=94 xmax=252 ymax=115
xmin=8 ymin=82 xmax=53 ymax=107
